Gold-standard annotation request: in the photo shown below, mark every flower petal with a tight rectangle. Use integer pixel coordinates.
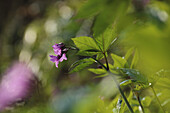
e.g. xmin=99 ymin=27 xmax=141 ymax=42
xmin=59 ymin=53 xmax=67 ymax=62
xmin=54 ymin=49 xmax=62 ymax=56
xmin=49 ymin=55 xmax=58 ymax=62
xmin=52 ymin=44 xmax=60 ymax=49
xmin=55 ymin=61 xmax=59 ymax=68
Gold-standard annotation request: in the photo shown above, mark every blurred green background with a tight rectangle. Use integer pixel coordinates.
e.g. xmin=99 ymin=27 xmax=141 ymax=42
xmin=0 ymin=0 xmax=170 ymax=113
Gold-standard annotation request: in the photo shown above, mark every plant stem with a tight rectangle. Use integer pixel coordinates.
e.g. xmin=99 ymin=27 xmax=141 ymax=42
xmin=103 ymin=52 xmax=109 ymax=70
xmin=130 ymin=85 xmax=145 ymax=113
xmin=109 ymin=72 xmax=134 ymax=113
xmin=92 ymin=58 xmax=108 ymax=71
xmin=100 ymin=53 xmax=134 ymax=113
xmin=151 ymin=86 xmax=165 ymax=113
xmin=136 ymin=93 xmax=145 ymax=113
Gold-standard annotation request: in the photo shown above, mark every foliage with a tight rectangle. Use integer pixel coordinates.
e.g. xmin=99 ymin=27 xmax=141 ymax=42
xmin=0 ymin=0 xmax=170 ymax=113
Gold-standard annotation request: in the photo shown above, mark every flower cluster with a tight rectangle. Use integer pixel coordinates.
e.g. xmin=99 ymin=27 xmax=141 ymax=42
xmin=49 ymin=43 xmax=67 ymax=68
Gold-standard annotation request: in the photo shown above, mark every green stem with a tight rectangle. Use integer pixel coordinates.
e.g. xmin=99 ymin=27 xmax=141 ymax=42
xmin=130 ymin=85 xmax=145 ymax=113
xmin=96 ymin=53 xmax=134 ymax=113
xmin=103 ymin=52 xmax=109 ymax=70
xmin=109 ymin=72 xmax=134 ymax=113
xmin=151 ymin=86 xmax=165 ymax=113
xmin=92 ymin=58 xmax=108 ymax=71
xmin=136 ymin=93 xmax=145 ymax=113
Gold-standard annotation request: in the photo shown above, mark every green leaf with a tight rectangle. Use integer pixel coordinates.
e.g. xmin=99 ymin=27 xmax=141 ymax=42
xmin=125 ymin=47 xmax=135 ymax=60
xmin=88 ymin=68 xmax=107 ymax=74
xmin=141 ymin=96 xmax=152 ymax=107
xmin=120 ymin=79 xmax=134 ymax=86
xmin=72 ymin=36 xmax=100 ymax=51
xmin=111 ymin=53 xmax=127 ymax=68
xmin=133 ymin=83 xmax=149 ymax=91
xmin=93 ymin=73 xmax=108 ymax=78
xmin=95 ymin=27 xmax=117 ymax=52
xmin=120 ymin=68 xmax=148 ymax=84
xmin=69 ymin=58 xmax=95 ymax=73
xmin=96 ymin=53 xmax=104 ymax=60
xmin=77 ymin=50 xmax=99 ymax=56
xmin=149 ymin=69 xmax=170 ymax=84
xmin=130 ymin=48 xmax=139 ymax=69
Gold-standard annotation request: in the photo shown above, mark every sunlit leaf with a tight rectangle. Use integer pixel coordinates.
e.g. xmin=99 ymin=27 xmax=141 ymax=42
xmin=96 ymin=53 xmax=104 ymax=60
xmin=77 ymin=50 xmax=99 ymax=56
xmin=120 ymin=79 xmax=134 ymax=86
xmin=111 ymin=53 xmax=127 ymax=68
xmin=72 ymin=36 xmax=100 ymax=51
xmin=93 ymin=73 xmax=108 ymax=78
xmin=95 ymin=27 xmax=117 ymax=52
xmin=88 ymin=68 xmax=107 ymax=75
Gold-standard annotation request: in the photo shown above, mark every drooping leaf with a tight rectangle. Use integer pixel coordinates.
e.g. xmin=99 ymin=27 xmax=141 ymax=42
xmin=69 ymin=58 xmax=95 ymax=73
xmin=88 ymin=68 xmax=107 ymax=75
xmin=95 ymin=27 xmax=117 ymax=52
xmin=120 ymin=68 xmax=148 ymax=84
xmin=111 ymin=53 xmax=127 ymax=68
xmin=72 ymin=36 xmax=100 ymax=51
xmin=130 ymin=48 xmax=139 ymax=69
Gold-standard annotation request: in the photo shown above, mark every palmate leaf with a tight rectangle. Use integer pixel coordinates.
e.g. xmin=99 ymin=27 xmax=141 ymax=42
xmin=69 ymin=58 xmax=95 ymax=73
xmin=95 ymin=27 xmax=117 ymax=52
xmin=72 ymin=36 xmax=100 ymax=51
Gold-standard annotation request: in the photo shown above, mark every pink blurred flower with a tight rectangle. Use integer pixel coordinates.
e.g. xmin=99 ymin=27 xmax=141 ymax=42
xmin=0 ymin=62 xmax=34 ymax=111
xmin=50 ymin=43 xmax=67 ymax=68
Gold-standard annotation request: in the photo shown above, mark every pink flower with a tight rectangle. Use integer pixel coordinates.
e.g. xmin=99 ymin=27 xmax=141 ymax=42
xmin=50 ymin=43 xmax=67 ymax=68
xmin=0 ymin=62 xmax=34 ymax=111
